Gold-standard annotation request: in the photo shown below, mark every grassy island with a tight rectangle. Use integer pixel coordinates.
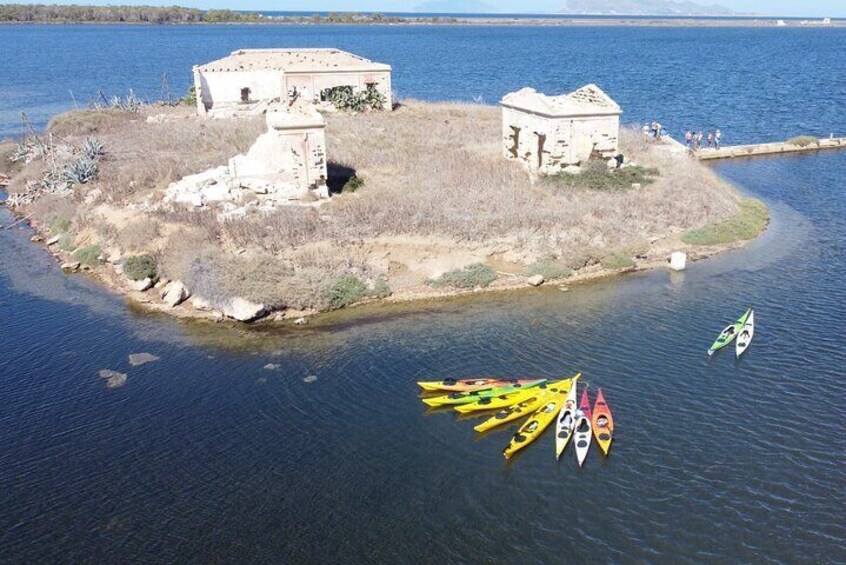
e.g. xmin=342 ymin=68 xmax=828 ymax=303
xmin=0 ymin=100 xmax=767 ymax=323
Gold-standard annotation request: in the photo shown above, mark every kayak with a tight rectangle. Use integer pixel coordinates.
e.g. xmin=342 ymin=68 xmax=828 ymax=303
xmin=554 ymin=374 xmax=582 ymax=458
xmin=735 ymin=309 xmax=755 ymax=358
xmin=503 ymin=386 xmax=570 ymax=460
xmin=417 ymin=378 xmax=544 ymax=393
xmin=422 ymin=379 xmax=547 ymax=407
xmin=574 ymin=387 xmax=592 ymax=467
xmin=455 ymin=378 xmax=570 ymax=414
xmin=474 ymin=377 xmax=577 ymax=432
xmin=591 ymin=388 xmax=614 ymax=456
xmin=708 ymin=307 xmax=752 ymax=356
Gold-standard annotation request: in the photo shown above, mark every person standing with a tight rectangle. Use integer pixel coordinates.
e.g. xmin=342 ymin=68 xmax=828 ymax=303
xmin=707 ymin=131 xmax=714 ymax=148
xmin=685 ymin=130 xmax=693 ymax=148
xmin=697 ymin=131 xmax=704 ymax=150
xmin=715 ymin=129 xmax=722 ymax=149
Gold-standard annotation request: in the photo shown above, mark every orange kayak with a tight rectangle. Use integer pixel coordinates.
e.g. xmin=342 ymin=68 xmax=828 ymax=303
xmin=591 ymin=388 xmax=614 ymax=455
xmin=417 ymin=378 xmax=541 ymax=393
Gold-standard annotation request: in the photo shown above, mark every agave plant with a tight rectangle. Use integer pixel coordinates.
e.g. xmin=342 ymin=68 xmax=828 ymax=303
xmin=62 ymin=156 xmax=99 ymax=185
xmin=82 ymin=137 xmax=104 ymax=160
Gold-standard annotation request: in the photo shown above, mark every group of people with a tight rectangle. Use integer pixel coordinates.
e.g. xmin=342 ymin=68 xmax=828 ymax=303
xmin=685 ymin=129 xmax=722 ymax=151
xmin=643 ymin=121 xmax=665 ymax=140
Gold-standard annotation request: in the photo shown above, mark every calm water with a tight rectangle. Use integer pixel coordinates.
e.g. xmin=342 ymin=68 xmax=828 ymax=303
xmin=1 ymin=24 xmax=845 ymax=564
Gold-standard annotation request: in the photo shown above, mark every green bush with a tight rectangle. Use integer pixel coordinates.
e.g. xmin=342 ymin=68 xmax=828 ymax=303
xmin=182 ymin=86 xmax=197 ymax=107
xmin=786 ymin=135 xmax=819 ymax=148
xmin=57 ymin=233 xmax=75 ymax=251
xmin=545 ymin=162 xmax=659 ymax=191
xmin=682 ymin=198 xmax=769 ymax=246
xmin=370 ymin=277 xmax=392 ymax=298
xmin=343 ymin=175 xmax=365 ymax=193
xmin=49 ymin=215 xmax=71 ymax=234
xmin=601 ymin=255 xmax=636 ymax=270
xmin=123 ymin=255 xmax=158 ymax=281
xmin=73 ymin=244 xmax=103 ymax=266
xmin=321 ymin=84 xmax=386 ymax=112
xmin=429 ymin=263 xmax=498 ymax=289
xmin=325 ymin=274 xmax=369 ymax=310
xmin=525 ymin=260 xmax=572 ymax=280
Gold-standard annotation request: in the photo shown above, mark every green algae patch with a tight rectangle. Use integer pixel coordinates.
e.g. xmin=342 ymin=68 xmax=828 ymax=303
xmin=682 ymin=198 xmax=769 ymax=246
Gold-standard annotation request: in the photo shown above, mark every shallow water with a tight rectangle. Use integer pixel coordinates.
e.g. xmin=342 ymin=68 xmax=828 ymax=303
xmin=1 ymin=25 xmax=846 ymax=564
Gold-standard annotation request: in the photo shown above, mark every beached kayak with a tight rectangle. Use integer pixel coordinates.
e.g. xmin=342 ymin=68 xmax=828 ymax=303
xmin=473 ymin=377 xmax=577 ymax=431
xmin=554 ymin=374 xmax=581 ymax=458
xmin=455 ymin=378 xmax=571 ymax=414
xmin=708 ymin=307 xmax=752 ymax=356
xmin=591 ymin=388 xmax=614 ymax=456
xmin=422 ymin=379 xmax=547 ymax=407
xmin=574 ymin=387 xmax=593 ymax=467
xmin=503 ymin=387 xmax=569 ymax=460
xmin=417 ymin=378 xmax=544 ymax=393
xmin=735 ymin=309 xmax=755 ymax=358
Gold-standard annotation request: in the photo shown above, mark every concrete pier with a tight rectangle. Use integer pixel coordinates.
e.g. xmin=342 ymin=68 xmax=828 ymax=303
xmin=696 ymin=137 xmax=846 ymax=161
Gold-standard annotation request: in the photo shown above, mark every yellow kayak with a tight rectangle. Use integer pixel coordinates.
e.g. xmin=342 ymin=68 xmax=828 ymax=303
xmin=503 ymin=385 xmax=571 ymax=460
xmin=475 ymin=375 xmax=578 ymax=433
xmin=456 ymin=378 xmax=571 ymax=414
xmin=421 ymin=379 xmax=546 ymax=407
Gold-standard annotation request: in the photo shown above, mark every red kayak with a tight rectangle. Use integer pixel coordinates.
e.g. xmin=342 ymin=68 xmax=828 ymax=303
xmin=591 ymin=388 xmax=614 ymax=456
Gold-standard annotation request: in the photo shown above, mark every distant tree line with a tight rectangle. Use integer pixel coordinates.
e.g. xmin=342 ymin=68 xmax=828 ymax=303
xmin=0 ymin=5 xmax=461 ymax=25
xmin=0 ymin=4 xmax=261 ymax=23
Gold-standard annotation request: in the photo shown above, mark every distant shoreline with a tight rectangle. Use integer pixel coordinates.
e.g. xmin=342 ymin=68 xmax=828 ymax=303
xmin=1 ymin=19 xmax=844 ymax=28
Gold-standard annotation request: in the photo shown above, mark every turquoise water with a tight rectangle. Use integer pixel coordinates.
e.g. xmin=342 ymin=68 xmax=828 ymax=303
xmin=1 ymin=24 xmax=845 ymax=563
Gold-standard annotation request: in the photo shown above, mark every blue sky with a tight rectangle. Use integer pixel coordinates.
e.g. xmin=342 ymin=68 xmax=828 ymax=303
xmin=6 ymin=1 xmax=845 ymax=17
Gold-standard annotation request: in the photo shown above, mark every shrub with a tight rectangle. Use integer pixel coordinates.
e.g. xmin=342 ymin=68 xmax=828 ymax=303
xmin=321 ymin=84 xmax=386 ymax=112
xmin=601 ymin=254 xmax=636 ymax=270
xmin=73 ymin=244 xmax=103 ymax=266
xmin=182 ymin=86 xmax=197 ymax=107
xmin=325 ymin=274 xmax=369 ymax=310
xmin=429 ymin=263 xmax=497 ymax=289
xmin=370 ymin=277 xmax=392 ymax=298
xmin=49 ymin=215 xmax=71 ymax=234
xmin=545 ymin=161 xmax=659 ymax=191
xmin=123 ymin=255 xmax=158 ymax=281
xmin=343 ymin=175 xmax=365 ymax=193
xmin=786 ymin=135 xmax=819 ymax=148
xmin=682 ymin=198 xmax=769 ymax=246
xmin=57 ymin=232 xmax=75 ymax=251
xmin=525 ymin=259 xmax=572 ymax=280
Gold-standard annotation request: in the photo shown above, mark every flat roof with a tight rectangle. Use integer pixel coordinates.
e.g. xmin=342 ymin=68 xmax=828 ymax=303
xmin=196 ymin=48 xmax=391 ymax=74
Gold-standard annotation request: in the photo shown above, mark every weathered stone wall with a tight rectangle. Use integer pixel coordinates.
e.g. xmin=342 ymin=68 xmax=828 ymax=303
xmin=194 ymin=68 xmax=392 ymax=117
xmin=502 ymin=107 xmax=620 ymax=175
xmin=195 ymin=69 xmax=284 ymax=114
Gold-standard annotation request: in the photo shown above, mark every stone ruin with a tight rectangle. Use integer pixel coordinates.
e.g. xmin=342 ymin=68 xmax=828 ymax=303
xmin=500 ymin=84 xmax=622 ymax=175
xmin=164 ymin=99 xmax=328 ymax=215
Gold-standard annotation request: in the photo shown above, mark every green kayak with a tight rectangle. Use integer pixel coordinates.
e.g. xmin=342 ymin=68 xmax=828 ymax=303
xmin=422 ymin=379 xmax=547 ymax=406
xmin=708 ymin=308 xmax=752 ymax=356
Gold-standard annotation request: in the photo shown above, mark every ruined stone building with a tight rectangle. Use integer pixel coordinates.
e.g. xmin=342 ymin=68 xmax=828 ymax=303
xmin=501 ymin=85 xmax=622 ymax=175
xmin=193 ymin=48 xmax=392 ymax=117
xmin=229 ymin=100 xmax=329 ymax=200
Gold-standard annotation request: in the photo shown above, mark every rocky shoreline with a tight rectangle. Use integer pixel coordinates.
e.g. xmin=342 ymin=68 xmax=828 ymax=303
xmin=9 ymin=203 xmax=758 ymax=327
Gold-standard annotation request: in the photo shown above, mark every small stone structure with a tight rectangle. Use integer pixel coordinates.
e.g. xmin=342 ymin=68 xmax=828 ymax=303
xmin=230 ymin=101 xmax=328 ymax=198
xmin=164 ymin=100 xmax=328 ymax=211
xmin=193 ymin=48 xmax=392 ymax=117
xmin=500 ymin=84 xmax=622 ymax=175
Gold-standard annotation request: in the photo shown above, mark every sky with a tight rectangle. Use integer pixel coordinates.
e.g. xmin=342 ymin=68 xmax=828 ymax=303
xmin=5 ymin=0 xmax=845 ymax=18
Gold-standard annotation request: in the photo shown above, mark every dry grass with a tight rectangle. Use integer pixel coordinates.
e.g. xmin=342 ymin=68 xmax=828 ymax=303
xmin=6 ymin=101 xmax=755 ymax=313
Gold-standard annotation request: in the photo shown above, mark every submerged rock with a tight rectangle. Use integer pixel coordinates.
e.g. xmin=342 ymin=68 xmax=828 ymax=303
xmin=98 ymin=369 xmax=128 ymax=389
xmin=128 ymin=353 xmax=160 ymax=367
xmin=303 ymin=375 xmax=318 ymax=384
xmin=61 ymin=261 xmax=80 ymax=272
xmin=263 ymin=363 xmax=280 ymax=371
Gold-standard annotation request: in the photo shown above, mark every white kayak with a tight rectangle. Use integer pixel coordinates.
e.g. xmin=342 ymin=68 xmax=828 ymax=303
xmin=736 ymin=309 xmax=755 ymax=358
xmin=555 ymin=376 xmax=580 ymax=458
xmin=574 ymin=387 xmax=592 ymax=467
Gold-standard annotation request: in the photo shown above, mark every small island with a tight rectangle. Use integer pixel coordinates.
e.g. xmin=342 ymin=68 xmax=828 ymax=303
xmin=0 ymin=48 xmax=768 ymax=324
